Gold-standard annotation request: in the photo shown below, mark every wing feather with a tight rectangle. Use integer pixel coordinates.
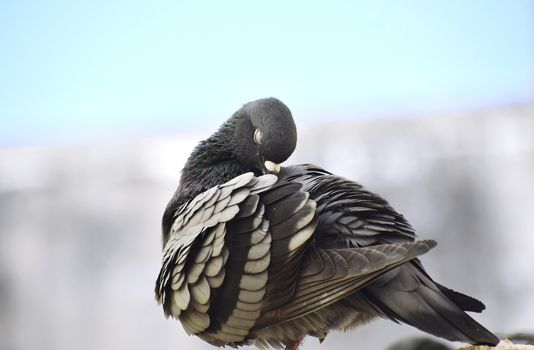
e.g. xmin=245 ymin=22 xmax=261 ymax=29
xmin=281 ymin=164 xmax=416 ymax=246
xmin=255 ymin=240 xmax=436 ymax=329
xmin=155 ymin=173 xmax=278 ymax=345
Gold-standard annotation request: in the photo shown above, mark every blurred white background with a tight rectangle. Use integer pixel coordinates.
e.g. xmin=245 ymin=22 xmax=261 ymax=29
xmin=0 ymin=1 xmax=533 ymax=349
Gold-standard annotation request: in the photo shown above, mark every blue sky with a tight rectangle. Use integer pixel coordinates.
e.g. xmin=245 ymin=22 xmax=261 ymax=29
xmin=1 ymin=0 xmax=533 ymax=146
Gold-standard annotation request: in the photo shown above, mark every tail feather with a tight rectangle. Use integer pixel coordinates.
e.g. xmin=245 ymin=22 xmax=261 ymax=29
xmin=362 ymin=262 xmax=499 ymax=346
xmin=436 ymin=283 xmax=486 ymax=313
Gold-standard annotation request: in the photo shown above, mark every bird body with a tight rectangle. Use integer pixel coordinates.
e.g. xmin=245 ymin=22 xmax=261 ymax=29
xmin=155 ymin=98 xmax=499 ymax=349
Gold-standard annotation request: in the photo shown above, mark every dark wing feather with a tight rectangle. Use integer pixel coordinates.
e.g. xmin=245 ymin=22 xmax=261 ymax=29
xmin=280 ymin=164 xmax=416 ymax=247
xmin=255 ymin=240 xmax=437 ymax=329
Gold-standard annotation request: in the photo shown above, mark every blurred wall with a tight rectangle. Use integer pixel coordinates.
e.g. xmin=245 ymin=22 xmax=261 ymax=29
xmin=0 ymin=103 xmax=533 ymax=350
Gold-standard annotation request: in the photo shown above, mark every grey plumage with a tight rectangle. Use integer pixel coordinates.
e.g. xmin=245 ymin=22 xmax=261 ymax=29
xmin=155 ymin=98 xmax=499 ymax=349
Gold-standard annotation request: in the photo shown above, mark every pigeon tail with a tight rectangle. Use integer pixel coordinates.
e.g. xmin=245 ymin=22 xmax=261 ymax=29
xmin=361 ymin=262 xmax=499 ymax=346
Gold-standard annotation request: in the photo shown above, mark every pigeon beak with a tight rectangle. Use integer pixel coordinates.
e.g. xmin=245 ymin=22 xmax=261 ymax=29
xmin=264 ymin=160 xmax=281 ymax=174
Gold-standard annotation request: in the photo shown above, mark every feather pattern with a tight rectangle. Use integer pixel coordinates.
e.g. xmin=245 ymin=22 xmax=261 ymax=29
xmin=155 ymin=172 xmax=278 ymax=343
xmin=156 ymin=170 xmax=447 ymax=347
xmin=156 ymin=98 xmax=498 ymax=349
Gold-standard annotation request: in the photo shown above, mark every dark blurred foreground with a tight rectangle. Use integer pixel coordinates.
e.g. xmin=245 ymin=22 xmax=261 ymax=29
xmin=0 ymin=104 xmax=533 ymax=350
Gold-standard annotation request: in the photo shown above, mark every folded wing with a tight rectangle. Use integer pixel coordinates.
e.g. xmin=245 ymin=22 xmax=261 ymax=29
xmin=155 ymin=172 xmax=278 ymax=346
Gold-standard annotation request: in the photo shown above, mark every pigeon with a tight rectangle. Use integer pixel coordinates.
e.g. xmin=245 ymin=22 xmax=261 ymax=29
xmin=155 ymin=97 xmax=499 ymax=349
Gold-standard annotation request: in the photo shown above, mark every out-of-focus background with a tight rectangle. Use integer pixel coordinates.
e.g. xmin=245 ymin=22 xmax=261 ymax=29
xmin=1 ymin=1 xmax=533 ymax=349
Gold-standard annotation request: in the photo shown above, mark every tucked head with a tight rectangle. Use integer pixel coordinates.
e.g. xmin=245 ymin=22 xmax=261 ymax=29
xmin=229 ymin=97 xmax=297 ymax=173
xmin=180 ymin=97 xmax=297 ymax=188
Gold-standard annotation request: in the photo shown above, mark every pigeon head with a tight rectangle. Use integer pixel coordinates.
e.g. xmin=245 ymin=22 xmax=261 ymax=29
xmin=167 ymin=98 xmax=297 ymax=228
xmin=238 ymin=97 xmax=297 ymax=172
xmin=184 ymin=97 xmax=297 ymax=179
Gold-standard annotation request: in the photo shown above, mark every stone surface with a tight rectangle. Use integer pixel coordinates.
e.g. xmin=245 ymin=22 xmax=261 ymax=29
xmin=459 ymin=339 xmax=534 ymax=350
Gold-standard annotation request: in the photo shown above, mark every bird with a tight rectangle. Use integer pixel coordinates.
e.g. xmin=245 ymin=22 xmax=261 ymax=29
xmin=155 ymin=97 xmax=499 ymax=349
